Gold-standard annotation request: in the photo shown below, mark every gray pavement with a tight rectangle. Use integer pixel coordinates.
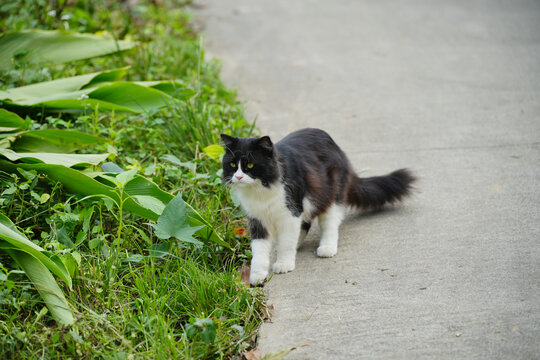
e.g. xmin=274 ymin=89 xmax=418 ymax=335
xmin=195 ymin=1 xmax=540 ymax=358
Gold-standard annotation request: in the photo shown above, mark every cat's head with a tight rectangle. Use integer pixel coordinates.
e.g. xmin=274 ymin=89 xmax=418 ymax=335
xmin=220 ymin=134 xmax=280 ymax=187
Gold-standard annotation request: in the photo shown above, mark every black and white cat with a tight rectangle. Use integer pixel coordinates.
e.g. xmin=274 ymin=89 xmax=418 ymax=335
xmin=221 ymin=128 xmax=415 ymax=285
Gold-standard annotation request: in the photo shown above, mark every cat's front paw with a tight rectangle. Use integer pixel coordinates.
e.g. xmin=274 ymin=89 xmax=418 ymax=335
xmin=272 ymin=261 xmax=295 ymax=274
xmin=250 ymin=268 xmax=268 ymax=286
xmin=317 ymin=246 xmax=337 ymax=258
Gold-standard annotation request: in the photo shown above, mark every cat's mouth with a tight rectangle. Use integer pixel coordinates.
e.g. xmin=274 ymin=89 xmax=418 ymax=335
xmin=232 ymin=179 xmax=254 ymax=186
xmin=230 ymin=177 xmax=256 ymax=186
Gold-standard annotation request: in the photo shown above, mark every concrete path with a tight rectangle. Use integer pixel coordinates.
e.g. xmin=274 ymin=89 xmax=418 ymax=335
xmin=196 ymin=1 xmax=540 ymax=358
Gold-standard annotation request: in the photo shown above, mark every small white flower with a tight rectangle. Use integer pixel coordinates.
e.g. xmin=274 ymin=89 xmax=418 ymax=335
xmin=78 ymin=93 xmax=89 ymax=100
xmin=48 ymin=10 xmax=56 ymax=17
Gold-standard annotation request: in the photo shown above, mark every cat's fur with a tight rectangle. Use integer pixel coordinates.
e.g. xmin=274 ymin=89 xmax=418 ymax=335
xmin=221 ymin=128 xmax=415 ymax=285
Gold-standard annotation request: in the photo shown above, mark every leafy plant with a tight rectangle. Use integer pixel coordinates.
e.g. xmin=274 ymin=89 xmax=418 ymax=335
xmin=0 ymin=161 xmax=224 ymax=245
xmin=0 ymin=67 xmax=195 ymax=114
xmin=0 ymin=30 xmax=135 ymax=70
xmin=0 ymin=213 xmax=73 ymax=325
xmin=149 ymin=193 xmax=204 ymax=246
xmin=186 ymin=317 xmax=217 ymax=344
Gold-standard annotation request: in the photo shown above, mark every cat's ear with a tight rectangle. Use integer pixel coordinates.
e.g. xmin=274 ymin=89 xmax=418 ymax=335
xmin=256 ymin=136 xmax=273 ymax=153
xmin=220 ymin=134 xmax=237 ymax=148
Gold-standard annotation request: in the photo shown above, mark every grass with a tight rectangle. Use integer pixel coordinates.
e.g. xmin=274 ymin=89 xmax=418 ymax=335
xmin=1 ymin=250 xmax=263 ymax=358
xmin=0 ymin=0 xmax=263 ymax=358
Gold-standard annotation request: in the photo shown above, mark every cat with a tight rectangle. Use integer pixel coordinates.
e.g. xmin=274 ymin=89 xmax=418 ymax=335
xmin=221 ymin=128 xmax=415 ymax=285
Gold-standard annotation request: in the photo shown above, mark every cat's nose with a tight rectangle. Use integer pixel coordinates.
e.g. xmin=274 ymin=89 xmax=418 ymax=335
xmin=235 ymin=175 xmax=243 ymax=180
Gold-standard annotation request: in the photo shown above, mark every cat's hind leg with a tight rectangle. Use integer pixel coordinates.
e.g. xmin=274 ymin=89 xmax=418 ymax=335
xmin=298 ymin=198 xmax=315 ymax=246
xmin=248 ymin=217 xmax=272 ymax=285
xmin=298 ymin=221 xmax=311 ymax=245
xmin=317 ymin=203 xmax=345 ymax=257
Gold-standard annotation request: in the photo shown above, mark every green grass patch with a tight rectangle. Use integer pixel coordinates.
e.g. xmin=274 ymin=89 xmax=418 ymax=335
xmin=0 ymin=0 xmax=262 ymax=358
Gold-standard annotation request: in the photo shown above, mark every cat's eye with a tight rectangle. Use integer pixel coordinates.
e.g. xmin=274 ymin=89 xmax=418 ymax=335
xmin=230 ymin=162 xmax=236 ymax=168
xmin=247 ymin=163 xmax=254 ymax=169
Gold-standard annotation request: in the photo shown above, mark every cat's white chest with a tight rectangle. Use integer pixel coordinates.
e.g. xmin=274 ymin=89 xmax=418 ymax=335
xmin=234 ymin=182 xmax=290 ymax=234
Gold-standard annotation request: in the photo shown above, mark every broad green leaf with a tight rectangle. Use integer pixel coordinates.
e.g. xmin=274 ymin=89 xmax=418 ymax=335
xmin=0 ymin=148 xmax=110 ymax=167
xmin=19 ymin=98 xmax=136 ymax=114
xmin=80 ymin=67 xmax=130 ymax=90
xmin=0 ymin=70 xmax=185 ymax=114
xmin=114 ymin=169 xmax=138 ymax=186
xmin=136 ymin=81 xmax=197 ymax=100
xmin=87 ymin=82 xmax=177 ymax=113
xmin=0 ymin=134 xmax=17 ymax=148
xmin=3 ymin=248 xmax=74 ymax=325
xmin=0 ymin=213 xmax=72 ymax=288
xmin=0 ymin=108 xmax=28 ymax=129
xmin=161 ymin=154 xmax=183 ymax=166
xmin=0 ymin=68 xmax=128 ymax=105
xmin=56 ymin=226 xmax=75 ymax=248
xmin=61 ymin=252 xmax=80 ymax=278
xmin=11 ymin=129 xmax=106 ymax=153
xmin=0 ymin=127 xmax=19 ymax=133
xmin=0 ymin=30 xmax=135 ymax=70
xmin=132 ymin=195 xmax=166 ymax=215
xmin=202 ymin=144 xmax=225 ymax=160
xmin=149 ymin=242 xmax=173 ymax=258
xmin=100 ymin=162 xmax=124 ymax=173
xmin=149 ymin=194 xmax=204 ymax=245
xmin=188 ymin=318 xmax=217 ymax=344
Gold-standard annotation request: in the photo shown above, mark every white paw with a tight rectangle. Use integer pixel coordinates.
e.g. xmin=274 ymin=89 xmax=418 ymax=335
xmin=250 ymin=268 xmax=268 ymax=286
xmin=317 ymin=246 xmax=337 ymax=258
xmin=272 ymin=261 xmax=295 ymax=274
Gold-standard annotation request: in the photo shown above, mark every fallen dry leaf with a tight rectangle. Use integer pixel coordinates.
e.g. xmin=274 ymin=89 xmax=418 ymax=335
xmin=243 ymin=349 xmax=262 ymax=360
xmin=263 ymin=304 xmax=274 ymax=321
xmin=241 ymin=264 xmax=250 ymax=286
xmin=262 ymin=345 xmax=308 ymax=360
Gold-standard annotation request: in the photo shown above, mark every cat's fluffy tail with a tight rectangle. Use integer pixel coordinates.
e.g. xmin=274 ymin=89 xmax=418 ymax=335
xmin=346 ymin=168 xmax=416 ymax=210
